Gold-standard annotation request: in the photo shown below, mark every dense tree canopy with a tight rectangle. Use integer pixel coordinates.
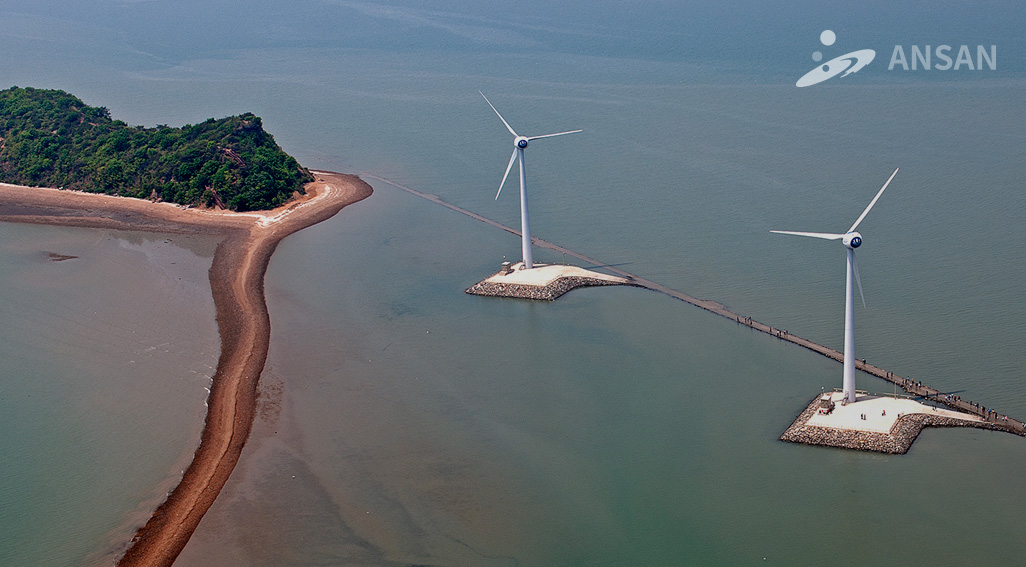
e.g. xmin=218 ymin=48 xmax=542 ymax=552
xmin=0 ymin=86 xmax=313 ymax=211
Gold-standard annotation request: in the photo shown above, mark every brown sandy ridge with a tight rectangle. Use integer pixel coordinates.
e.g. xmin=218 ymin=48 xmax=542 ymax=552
xmin=0 ymin=172 xmax=372 ymax=566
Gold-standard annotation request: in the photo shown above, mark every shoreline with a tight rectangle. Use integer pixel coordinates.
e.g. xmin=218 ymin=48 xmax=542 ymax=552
xmin=0 ymin=172 xmax=373 ymax=566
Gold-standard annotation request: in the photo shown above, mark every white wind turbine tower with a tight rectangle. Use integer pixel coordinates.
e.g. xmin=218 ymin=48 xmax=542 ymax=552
xmin=772 ymin=167 xmax=899 ymax=404
xmin=480 ymin=91 xmax=581 ymax=269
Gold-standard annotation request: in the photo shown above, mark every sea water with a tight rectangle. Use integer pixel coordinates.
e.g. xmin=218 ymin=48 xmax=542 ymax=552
xmin=2 ymin=1 xmax=1025 ymax=565
xmin=0 ymin=225 xmax=220 ymax=566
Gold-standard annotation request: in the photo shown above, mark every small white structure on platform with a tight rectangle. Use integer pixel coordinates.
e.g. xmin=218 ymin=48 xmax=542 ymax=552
xmin=772 ymin=167 xmax=899 ymax=404
xmin=480 ymin=91 xmax=581 ymax=270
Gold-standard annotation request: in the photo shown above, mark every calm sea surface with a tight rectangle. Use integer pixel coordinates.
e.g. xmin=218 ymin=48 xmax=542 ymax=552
xmin=0 ymin=225 xmax=220 ymax=566
xmin=2 ymin=2 xmax=1025 ymax=565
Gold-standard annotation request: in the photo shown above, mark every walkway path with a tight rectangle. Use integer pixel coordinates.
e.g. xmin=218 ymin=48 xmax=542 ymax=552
xmin=365 ymin=173 xmax=1026 ymax=438
xmin=0 ymin=173 xmax=373 ymax=567
xmin=115 ymin=173 xmax=372 ymax=567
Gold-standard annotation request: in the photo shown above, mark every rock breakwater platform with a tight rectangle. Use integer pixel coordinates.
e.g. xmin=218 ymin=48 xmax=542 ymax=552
xmin=466 ymin=262 xmax=630 ymax=301
xmin=780 ymin=391 xmax=1008 ymax=454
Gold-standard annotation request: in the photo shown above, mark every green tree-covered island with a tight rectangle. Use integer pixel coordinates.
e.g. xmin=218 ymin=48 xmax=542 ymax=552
xmin=0 ymin=86 xmax=313 ymax=211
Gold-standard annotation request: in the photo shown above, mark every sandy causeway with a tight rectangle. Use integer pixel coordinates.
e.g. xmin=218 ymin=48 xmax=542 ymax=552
xmin=0 ymin=172 xmax=372 ymax=566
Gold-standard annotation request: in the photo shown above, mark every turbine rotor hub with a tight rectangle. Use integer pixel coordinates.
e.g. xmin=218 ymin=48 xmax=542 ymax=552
xmin=515 ymin=136 xmax=529 ymax=149
xmin=843 ymin=232 xmax=863 ymax=249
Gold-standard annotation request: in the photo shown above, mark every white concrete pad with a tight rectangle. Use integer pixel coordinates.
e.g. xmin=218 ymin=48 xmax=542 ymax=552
xmin=806 ymin=391 xmax=983 ymax=433
xmin=482 ymin=262 xmax=628 ymax=287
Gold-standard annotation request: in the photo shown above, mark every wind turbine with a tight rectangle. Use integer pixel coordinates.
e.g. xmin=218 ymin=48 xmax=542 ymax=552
xmin=480 ymin=91 xmax=581 ymax=269
xmin=771 ymin=167 xmax=899 ymax=404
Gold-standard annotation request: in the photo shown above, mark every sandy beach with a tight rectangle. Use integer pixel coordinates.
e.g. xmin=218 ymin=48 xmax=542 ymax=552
xmin=0 ymin=172 xmax=372 ymax=566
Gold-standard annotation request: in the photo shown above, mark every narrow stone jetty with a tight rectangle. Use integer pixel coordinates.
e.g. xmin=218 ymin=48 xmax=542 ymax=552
xmin=365 ymin=173 xmax=1026 ymax=443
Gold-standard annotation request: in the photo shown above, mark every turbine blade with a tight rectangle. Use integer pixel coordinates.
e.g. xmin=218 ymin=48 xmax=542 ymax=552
xmin=480 ymin=91 xmax=518 ymax=137
xmin=848 ymin=167 xmax=899 ymax=233
xmin=770 ymin=230 xmax=845 ymax=240
xmin=527 ymin=129 xmax=582 ymax=141
xmin=852 ymin=251 xmax=866 ymax=308
xmin=496 ymin=148 xmax=518 ymax=200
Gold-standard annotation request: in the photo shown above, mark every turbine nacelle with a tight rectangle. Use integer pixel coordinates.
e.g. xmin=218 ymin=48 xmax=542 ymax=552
xmin=480 ymin=91 xmax=581 ymax=202
xmin=843 ymin=232 xmax=862 ymax=249
xmin=769 ymin=167 xmax=899 ymax=404
xmin=479 ymin=91 xmax=581 ymax=270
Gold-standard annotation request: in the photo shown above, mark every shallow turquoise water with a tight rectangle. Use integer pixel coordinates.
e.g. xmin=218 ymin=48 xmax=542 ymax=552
xmin=181 ymin=183 xmax=1026 ymax=566
xmin=2 ymin=2 xmax=1025 ymax=565
xmin=0 ymin=225 xmax=220 ymax=566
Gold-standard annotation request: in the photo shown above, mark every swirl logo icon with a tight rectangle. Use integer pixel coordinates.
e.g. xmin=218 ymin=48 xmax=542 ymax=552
xmin=797 ymin=30 xmax=875 ymax=87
